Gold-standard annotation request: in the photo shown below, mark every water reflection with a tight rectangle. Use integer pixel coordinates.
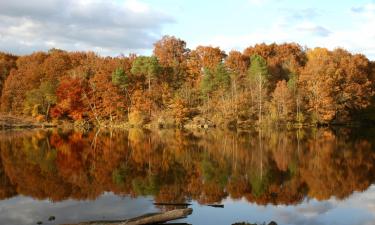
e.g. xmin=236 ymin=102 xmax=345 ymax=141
xmin=0 ymin=127 xmax=374 ymax=207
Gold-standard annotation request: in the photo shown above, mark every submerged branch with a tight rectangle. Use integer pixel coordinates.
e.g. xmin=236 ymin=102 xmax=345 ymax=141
xmin=61 ymin=208 xmax=193 ymax=225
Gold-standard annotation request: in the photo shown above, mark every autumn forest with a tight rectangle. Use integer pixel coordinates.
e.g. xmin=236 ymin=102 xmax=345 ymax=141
xmin=1 ymin=36 xmax=375 ymax=128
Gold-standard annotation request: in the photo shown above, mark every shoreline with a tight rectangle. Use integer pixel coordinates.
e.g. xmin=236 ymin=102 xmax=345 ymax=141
xmin=1 ymin=115 xmax=372 ymax=131
xmin=0 ymin=115 xmax=58 ymax=130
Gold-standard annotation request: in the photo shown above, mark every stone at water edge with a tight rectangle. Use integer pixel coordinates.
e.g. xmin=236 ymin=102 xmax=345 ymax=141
xmin=48 ymin=216 xmax=56 ymax=221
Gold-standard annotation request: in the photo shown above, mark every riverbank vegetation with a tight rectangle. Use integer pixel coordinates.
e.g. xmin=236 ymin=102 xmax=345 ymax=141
xmin=1 ymin=36 xmax=374 ymax=128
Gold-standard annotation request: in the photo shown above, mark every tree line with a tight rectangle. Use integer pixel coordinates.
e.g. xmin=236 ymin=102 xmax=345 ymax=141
xmin=1 ymin=36 xmax=374 ymax=127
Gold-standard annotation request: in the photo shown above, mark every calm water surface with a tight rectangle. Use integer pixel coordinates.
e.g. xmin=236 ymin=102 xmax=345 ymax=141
xmin=0 ymin=128 xmax=374 ymax=225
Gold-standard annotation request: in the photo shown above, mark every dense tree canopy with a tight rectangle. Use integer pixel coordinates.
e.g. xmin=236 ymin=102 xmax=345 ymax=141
xmin=0 ymin=53 xmax=17 ymax=100
xmin=300 ymin=48 xmax=373 ymax=123
xmin=0 ymin=36 xmax=374 ymax=126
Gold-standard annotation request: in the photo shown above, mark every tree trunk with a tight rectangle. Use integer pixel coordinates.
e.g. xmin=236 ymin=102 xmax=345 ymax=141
xmin=45 ymin=103 xmax=50 ymax=121
xmin=61 ymin=208 xmax=193 ymax=225
xmin=148 ymin=75 xmax=151 ymax=117
xmin=82 ymin=92 xmax=101 ymax=126
xmin=259 ymin=73 xmax=262 ymax=124
xmin=233 ymin=79 xmax=238 ymax=121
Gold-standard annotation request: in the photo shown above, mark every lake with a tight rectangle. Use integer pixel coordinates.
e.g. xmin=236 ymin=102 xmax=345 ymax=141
xmin=0 ymin=127 xmax=374 ymax=225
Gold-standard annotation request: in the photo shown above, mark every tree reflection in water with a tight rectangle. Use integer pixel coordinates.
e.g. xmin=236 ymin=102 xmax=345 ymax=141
xmin=0 ymin=128 xmax=374 ymax=206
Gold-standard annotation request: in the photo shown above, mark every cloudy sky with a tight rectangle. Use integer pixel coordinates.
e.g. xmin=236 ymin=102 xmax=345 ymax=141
xmin=0 ymin=0 xmax=374 ymax=59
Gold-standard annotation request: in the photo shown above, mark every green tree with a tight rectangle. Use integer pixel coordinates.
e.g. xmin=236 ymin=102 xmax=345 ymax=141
xmin=248 ymin=55 xmax=270 ymax=123
xmin=112 ymin=67 xmax=132 ymax=112
xmin=112 ymin=67 xmax=129 ymax=90
xmin=131 ymin=56 xmax=161 ymax=94
xmin=201 ymin=63 xmax=230 ymax=97
xmin=24 ymin=80 xmax=57 ymax=118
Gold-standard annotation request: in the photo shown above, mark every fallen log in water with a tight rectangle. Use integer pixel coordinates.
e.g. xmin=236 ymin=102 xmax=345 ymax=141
xmin=206 ymin=204 xmax=224 ymax=208
xmin=153 ymin=202 xmax=192 ymax=207
xmin=153 ymin=202 xmax=224 ymax=208
xmin=61 ymin=208 xmax=193 ymax=225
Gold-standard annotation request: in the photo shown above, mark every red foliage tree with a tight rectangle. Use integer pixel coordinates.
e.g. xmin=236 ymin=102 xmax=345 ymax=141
xmin=51 ymin=77 xmax=88 ymax=120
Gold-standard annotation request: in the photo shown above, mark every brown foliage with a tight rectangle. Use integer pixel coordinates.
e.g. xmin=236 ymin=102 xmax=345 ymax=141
xmin=225 ymin=51 xmax=249 ymax=76
xmin=153 ymin=36 xmax=189 ymax=87
xmin=300 ymin=48 xmax=373 ymax=123
xmin=269 ymin=80 xmax=295 ymax=122
xmin=0 ymin=52 xmax=17 ymax=100
xmin=244 ymin=43 xmax=306 ymax=90
xmin=187 ymin=46 xmax=226 ymax=87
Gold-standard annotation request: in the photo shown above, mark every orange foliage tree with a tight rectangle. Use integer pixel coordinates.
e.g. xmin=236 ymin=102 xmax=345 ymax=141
xmin=300 ymin=48 xmax=373 ymax=123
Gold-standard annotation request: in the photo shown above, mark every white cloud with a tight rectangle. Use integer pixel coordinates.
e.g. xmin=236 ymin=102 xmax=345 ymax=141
xmin=0 ymin=0 xmax=174 ymax=56
xmin=125 ymin=0 xmax=149 ymax=13
xmin=194 ymin=3 xmax=375 ymax=60
xmin=351 ymin=3 xmax=375 ymax=15
xmin=296 ymin=22 xmax=331 ymax=37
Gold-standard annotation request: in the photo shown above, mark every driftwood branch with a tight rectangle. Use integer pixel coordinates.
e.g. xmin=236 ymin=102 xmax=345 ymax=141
xmin=207 ymin=204 xmax=224 ymax=208
xmin=153 ymin=202 xmax=224 ymax=208
xmin=153 ymin=202 xmax=192 ymax=207
xmin=61 ymin=208 xmax=193 ymax=225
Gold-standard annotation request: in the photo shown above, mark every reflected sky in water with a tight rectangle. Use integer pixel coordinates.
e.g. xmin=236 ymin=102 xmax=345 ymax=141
xmin=0 ymin=194 xmax=157 ymax=225
xmin=1 ymin=187 xmax=374 ymax=225
xmin=0 ymin=128 xmax=374 ymax=225
xmin=185 ymin=185 xmax=375 ymax=225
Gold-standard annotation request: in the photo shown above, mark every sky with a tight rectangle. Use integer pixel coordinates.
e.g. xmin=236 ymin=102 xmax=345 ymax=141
xmin=0 ymin=0 xmax=374 ymax=59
